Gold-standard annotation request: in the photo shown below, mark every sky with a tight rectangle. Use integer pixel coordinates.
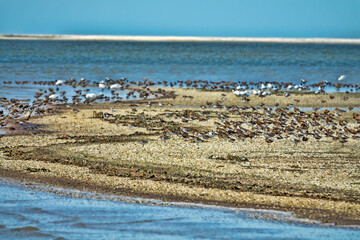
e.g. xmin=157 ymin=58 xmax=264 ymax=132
xmin=0 ymin=0 xmax=359 ymax=38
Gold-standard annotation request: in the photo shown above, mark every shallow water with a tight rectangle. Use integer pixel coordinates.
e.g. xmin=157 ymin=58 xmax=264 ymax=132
xmin=1 ymin=40 xmax=360 ymax=84
xmin=0 ymin=180 xmax=359 ymax=240
xmin=0 ymin=40 xmax=359 ymax=101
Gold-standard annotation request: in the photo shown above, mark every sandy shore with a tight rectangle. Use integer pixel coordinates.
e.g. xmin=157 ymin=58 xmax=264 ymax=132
xmin=0 ymin=87 xmax=359 ymax=226
xmin=1 ymin=34 xmax=360 ymax=44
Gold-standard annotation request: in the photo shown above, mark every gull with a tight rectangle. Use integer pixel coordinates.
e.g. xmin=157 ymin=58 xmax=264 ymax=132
xmin=85 ymin=93 xmax=97 ymax=101
xmin=232 ymin=90 xmax=241 ymax=96
xmin=110 ymin=83 xmax=122 ymax=89
xmin=338 ymin=75 xmax=346 ymax=81
xmin=99 ymin=81 xmax=107 ymax=90
xmin=55 ymin=80 xmax=64 ymax=86
xmin=272 ymin=85 xmax=279 ymax=91
xmin=236 ymin=85 xmax=245 ymax=90
xmin=233 ymin=90 xmax=250 ymax=97
xmin=315 ymin=86 xmax=323 ymax=94
xmin=49 ymin=94 xmax=60 ymax=99
xmin=252 ymin=90 xmax=261 ymax=95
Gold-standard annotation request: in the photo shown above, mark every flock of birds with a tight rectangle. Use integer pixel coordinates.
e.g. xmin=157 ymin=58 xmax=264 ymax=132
xmin=0 ymin=76 xmax=359 ymax=146
xmin=157 ymin=104 xmax=360 ymax=146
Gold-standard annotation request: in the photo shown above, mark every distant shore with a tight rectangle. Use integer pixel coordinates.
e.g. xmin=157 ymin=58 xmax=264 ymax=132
xmin=1 ymin=34 xmax=360 ymax=44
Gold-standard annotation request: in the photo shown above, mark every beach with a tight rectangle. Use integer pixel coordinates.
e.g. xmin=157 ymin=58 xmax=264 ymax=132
xmin=1 ymin=87 xmax=359 ymax=226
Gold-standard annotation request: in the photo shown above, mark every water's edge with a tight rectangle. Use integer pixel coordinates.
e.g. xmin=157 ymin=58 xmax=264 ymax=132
xmin=1 ymin=177 xmax=358 ymax=229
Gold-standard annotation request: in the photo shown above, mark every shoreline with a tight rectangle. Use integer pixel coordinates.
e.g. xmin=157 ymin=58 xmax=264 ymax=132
xmin=0 ymin=170 xmax=356 ymax=228
xmin=1 ymin=34 xmax=360 ymax=44
xmin=0 ymin=177 xmax=336 ymax=227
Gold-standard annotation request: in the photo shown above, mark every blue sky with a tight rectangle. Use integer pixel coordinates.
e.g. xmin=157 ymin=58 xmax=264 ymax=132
xmin=0 ymin=0 xmax=359 ymax=38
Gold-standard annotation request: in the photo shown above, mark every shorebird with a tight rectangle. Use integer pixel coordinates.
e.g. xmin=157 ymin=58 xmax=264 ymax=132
xmin=139 ymin=139 xmax=148 ymax=146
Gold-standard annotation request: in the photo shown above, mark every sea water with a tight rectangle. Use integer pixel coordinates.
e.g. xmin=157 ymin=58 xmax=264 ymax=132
xmin=0 ymin=180 xmax=359 ymax=240
xmin=0 ymin=40 xmax=360 ymax=100
xmin=1 ymin=39 xmax=360 ymax=83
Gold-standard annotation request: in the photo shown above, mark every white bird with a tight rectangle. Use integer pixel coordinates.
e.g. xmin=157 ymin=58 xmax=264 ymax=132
xmin=236 ymin=85 xmax=246 ymax=90
xmin=49 ymin=94 xmax=60 ymax=99
xmin=110 ymin=83 xmax=122 ymax=89
xmin=85 ymin=93 xmax=97 ymax=101
xmin=284 ymin=92 xmax=291 ymax=97
xmin=272 ymin=85 xmax=279 ymax=91
xmin=267 ymin=83 xmax=272 ymax=89
xmin=55 ymin=80 xmax=64 ymax=86
xmin=338 ymin=75 xmax=346 ymax=81
xmin=232 ymin=90 xmax=241 ymax=96
xmin=260 ymin=84 xmax=266 ymax=90
xmin=241 ymin=91 xmax=251 ymax=97
xmin=301 ymin=78 xmax=307 ymax=84
xmin=287 ymin=85 xmax=293 ymax=90
xmin=99 ymin=81 xmax=107 ymax=90
xmin=252 ymin=90 xmax=260 ymax=95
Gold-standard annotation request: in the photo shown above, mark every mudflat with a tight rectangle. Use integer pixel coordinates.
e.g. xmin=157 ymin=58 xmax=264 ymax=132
xmin=1 ymin=87 xmax=359 ymax=225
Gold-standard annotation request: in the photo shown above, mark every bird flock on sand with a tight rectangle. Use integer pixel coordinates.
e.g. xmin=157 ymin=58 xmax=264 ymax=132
xmin=155 ymin=104 xmax=360 ymax=145
xmin=1 ymin=76 xmax=359 ymax=146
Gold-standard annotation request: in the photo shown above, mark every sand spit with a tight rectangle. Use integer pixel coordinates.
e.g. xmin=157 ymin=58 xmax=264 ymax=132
xmin=0 ymin=88 xmax=359 ymax=226
xmin=1 ymin=34 xmax=360 ymax=44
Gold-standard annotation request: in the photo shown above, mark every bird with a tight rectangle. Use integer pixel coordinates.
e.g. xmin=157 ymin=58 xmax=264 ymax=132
xmin=338 ymin=75 xmax=346 ymax=81
xmin=110 ymin=83 xmax=122 ymax=89
xmin=48 ymin=94 xmax=60 ymax=99
xmin=55 ymin=80 xmax=64 ymax=86
xmin=85 ymin=93 xmax=97 ymax=101
xmin=99 ymin=81 xmax=107 ymax=90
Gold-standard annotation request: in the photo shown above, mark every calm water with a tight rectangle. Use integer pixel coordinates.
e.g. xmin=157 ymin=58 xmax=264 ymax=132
xmin=1 ymin=40 xmax=360 ymax=84
xmin=1 ymin=40 xmax=359 ymax=101
xmin=0 ymin=180 xmax=359 ymax=240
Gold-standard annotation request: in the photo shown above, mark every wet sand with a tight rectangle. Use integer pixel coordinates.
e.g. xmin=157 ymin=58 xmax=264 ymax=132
xmin=0 ymin=87 xmax=359 ymax=226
